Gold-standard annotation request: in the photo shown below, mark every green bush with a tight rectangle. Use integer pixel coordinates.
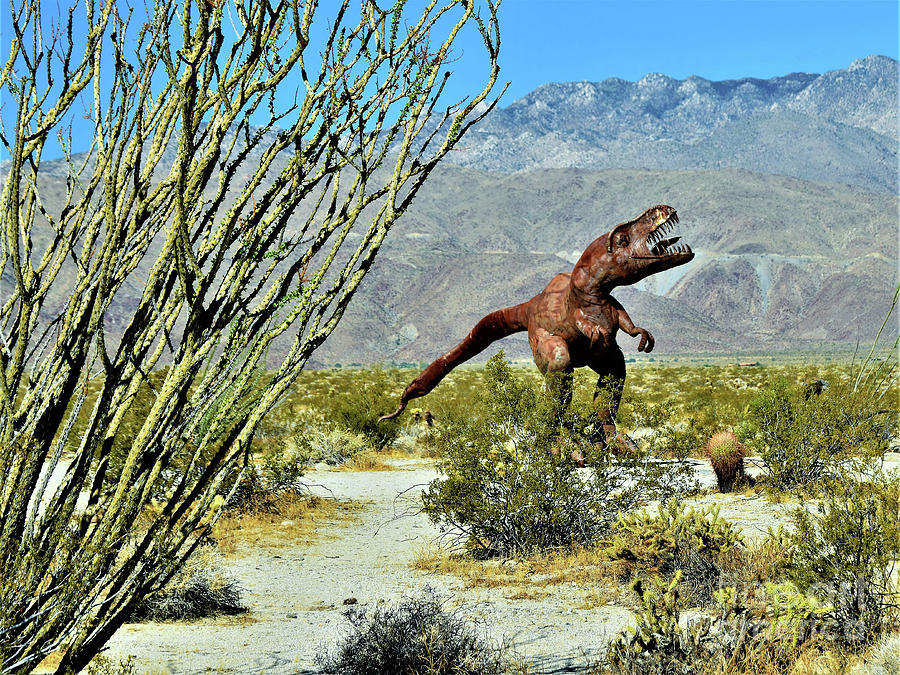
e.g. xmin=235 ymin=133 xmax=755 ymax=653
xmin=259 ymin=439 xmax=308 ymax=492
xmin=785 ymin=468 xmax=900 ymax=646
xmin=332 ymin=366 xmax=403 ymax=450
xmin=421 ymin=353 xmax=696 ymax=557
xmin=224 ymin=443 xmax=307 ymax=514
xmin=316 ymin=588 xmax=511 ymax=675
xmin=743 ymin=377 xmax=894 ymax=491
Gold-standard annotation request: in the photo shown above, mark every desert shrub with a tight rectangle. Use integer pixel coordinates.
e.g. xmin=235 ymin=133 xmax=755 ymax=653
xmin=260 ymin=439 xmax=308 ymax=492
xmin=224 ymin=464 xmax=272 ymax=513
xmin=224 ymin=443 xmax=308 ymax=514
xmin=607 ymin=502 xmax=743 ymax=606
xmin=743 ymin=375 xmax=895 ymax=491
xmin=784 ymin=468 xmax=900 ymax=646
xmin=316 ymin=588 xmax=510 ymax=675
xmin=617 ymin=395 xmax=714 ymax=460
xmin=331 ymin=366 xmax=403 ymax=450
xmin=422 ymin=353 xmax=696 ymax=557
xmin=130 ymin=548 xmax=246 ymax=622
xmin=705 ymin=431 xmax=747 ymax=492
xmin=294 ymin=427 xmax=370 ymax=466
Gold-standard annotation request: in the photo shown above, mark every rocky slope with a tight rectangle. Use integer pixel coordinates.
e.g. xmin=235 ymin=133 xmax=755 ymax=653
xmin=7 ymin=56 xmax=898 ymax=367
xmin=317 ymin=165 xmax=898 ymax=365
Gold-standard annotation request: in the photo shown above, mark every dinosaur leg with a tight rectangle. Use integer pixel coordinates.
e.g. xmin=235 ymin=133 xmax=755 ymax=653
xmin=531 ymin=331 xmax=584 ymax=464
xmin=588 ymin=346 xmax=630 ymax=449
xmin=530 ymin=328 xmax=575 ymax=414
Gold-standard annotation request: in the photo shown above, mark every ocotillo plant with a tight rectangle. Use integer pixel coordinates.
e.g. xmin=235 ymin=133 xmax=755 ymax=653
xmin=0 ymin=0 xmax=502 ymax=671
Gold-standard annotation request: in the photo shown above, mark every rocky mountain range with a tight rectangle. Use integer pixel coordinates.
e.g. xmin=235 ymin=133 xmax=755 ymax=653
xmin=446 ymin=55 xmax=898 ymax=194
xmin=6 ymin=55 xmax=898 ymax=367
xmin=317 ymin=55 xmax=899 ymax=365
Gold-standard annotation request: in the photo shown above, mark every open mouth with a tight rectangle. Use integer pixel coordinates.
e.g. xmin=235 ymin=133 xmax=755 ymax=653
xmin=632 ymin=212 xmax=693 ymax=259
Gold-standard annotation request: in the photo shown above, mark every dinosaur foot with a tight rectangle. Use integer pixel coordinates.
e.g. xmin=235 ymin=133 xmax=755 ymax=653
xmin=549 ymin=444 xmax=587 ymax=467
xmin=595 ymin=425 xmax=639 ymax=456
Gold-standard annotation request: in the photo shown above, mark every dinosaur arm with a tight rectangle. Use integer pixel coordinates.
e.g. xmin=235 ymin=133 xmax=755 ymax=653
xmin=611 ymin=298 xmax=654 ymax=353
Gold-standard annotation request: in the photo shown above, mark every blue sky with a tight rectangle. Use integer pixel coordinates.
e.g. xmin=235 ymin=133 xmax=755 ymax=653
xmin=476 ymin=0 xmax=899 ymax=104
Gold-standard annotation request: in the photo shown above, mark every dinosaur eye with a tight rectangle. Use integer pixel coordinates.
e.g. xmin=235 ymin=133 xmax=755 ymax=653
xmin=615 ymin=233 xmax=629 ymax=248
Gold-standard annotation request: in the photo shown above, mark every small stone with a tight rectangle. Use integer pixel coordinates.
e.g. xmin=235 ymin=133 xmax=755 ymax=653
xmin=343 ymin=597 xmax=358 ymax=605
xmin=287 ymin=612 xmax=298 ymax=618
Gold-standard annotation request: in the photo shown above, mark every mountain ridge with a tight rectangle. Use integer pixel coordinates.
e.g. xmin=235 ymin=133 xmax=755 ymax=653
xmin=6 ymin=56 xmax=898 ymax=367
xmin=446 ymin=55 xmax=898 ymax=193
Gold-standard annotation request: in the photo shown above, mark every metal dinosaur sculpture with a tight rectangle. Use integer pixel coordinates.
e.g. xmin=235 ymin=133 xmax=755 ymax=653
xmin=380 ymin=204 xmax=694 ymax=444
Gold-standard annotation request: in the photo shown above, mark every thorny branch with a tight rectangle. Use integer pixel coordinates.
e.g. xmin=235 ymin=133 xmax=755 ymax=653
xmin=0 ymin=0 xmax=503 ymax=671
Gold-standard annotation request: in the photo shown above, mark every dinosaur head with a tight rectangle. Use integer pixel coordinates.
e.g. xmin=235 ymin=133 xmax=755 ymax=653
xmin=572 ymin=205 xmax=694 ymax=292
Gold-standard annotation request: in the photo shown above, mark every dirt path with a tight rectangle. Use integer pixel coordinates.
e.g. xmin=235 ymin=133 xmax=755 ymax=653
xmin=102 ymin=456 xmax=869 ymax=674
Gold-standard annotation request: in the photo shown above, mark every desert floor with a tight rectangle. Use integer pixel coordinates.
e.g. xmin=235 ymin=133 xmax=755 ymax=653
xmin=99 ymin=456 xmax=832 ymax=674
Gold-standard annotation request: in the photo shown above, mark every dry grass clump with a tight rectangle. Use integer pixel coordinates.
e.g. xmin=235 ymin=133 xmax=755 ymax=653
xmin=296 ymin=427 xmax=370 ymax=466
xmin=848 ymin=633 xmax=900 ymax=674
xmin=336 ymin=452 xmax=395 ymax=471
xmin=213 ymin=494 xmax=360 ymax=555
xmin=412 ymin=544 xmax=617 ymax=589
xmin=316 ymin=588 xmax=515 ymax=675
xmin=335 ymin=445 xmax=420 ymax=471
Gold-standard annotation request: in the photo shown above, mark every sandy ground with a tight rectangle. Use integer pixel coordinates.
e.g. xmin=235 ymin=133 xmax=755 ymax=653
xmin=97 ymin=456 xmax=834 ymax=674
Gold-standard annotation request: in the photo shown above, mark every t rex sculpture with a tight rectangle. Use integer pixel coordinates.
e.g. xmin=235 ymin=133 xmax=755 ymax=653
xmin=380 ymin=204 xmax=694 ymax=445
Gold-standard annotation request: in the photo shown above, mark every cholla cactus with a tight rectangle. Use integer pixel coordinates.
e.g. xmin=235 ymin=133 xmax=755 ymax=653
xmin=765 ymin=582 xmax=832 ymax=647
xmin=706 ymin=430 xmax=747 ymax=492
xmin=610 ymin=501 xmax=744 ymax=572
xmin=607 ymin=571 xmax=718 ymax=672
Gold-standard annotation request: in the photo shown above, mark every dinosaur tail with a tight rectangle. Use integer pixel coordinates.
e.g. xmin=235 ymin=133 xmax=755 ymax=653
xmin=379 ymin=302 xmax=530 ymax=421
